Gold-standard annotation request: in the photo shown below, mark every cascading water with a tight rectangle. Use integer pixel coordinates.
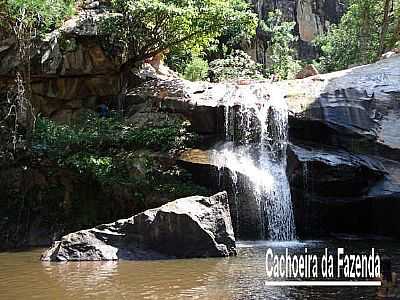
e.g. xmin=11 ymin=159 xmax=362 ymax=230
xmin=212 ymin=83 xmax=296 ymax=241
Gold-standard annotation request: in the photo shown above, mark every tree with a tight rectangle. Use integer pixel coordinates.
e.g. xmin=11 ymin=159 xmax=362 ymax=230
xmin=259 ymin=9 xmax=300 ymax=80
xmin=315 ymin=0 xmax=400 ymax=72
xmin=380 ymin=0 xmax=392 ymax=55
xmin=166 ymin=0 xmax=258 ymax=74
xmin=208 ymin=50 xmax=264 ymax=82
xmin=390 ymin=1 xmax=400 ymax=48
xmin=101 ymin=0 xmax=257 ymax=73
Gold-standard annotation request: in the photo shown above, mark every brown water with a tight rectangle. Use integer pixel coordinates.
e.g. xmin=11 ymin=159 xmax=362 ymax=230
xmin=0 ymin=240 xmax=399 ymax=300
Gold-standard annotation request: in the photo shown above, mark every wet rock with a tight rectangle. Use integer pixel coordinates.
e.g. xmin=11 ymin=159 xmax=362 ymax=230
xmin=177 ymin=149 xmax=266 ymax=240
xmin=287 ymin=143 xmax=385 ymax=197
xmin=41 ymin=192 xmax=236 ymax=261
xmin=287 ymin=143 xmax=400 ymax=239
xmin=284 ymin=56 xmax=400 ymax=161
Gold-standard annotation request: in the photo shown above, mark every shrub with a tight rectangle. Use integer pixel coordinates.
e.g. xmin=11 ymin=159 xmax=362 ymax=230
xmin=4 ymin=0 xmax=75 ymax=34
xmin=32 ymin=112 xmax=199 ymax=183
xmin=183 ymin=57 xmax=209 ymax=81
xmin=33 ymin=112 xmax=196 ymax=154
xmin=208 ymin=50 xmax=264 ymax=82
xmin=31 ymin=113 xmax=207 ymax=199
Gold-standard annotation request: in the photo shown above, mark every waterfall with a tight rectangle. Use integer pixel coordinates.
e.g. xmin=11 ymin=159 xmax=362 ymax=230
xmin=212 ymin=83 xmax=296 ymax=241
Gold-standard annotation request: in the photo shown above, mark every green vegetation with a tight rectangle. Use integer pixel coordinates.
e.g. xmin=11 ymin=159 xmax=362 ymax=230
xmin=315 ymin=0 xmax=400 ymax=72
xmin=32 ymin=112 xmax=206 ymax=196
xmin=33 ymin=112 xmax=198 ymax=183
xmin=102 ymin=0 xmax=258 ymax=72
xmin=0 ymin=0 xmax=77 ymax=151
xmin=183 ymin=57 xmax=209 ymax=81
xmin=209 ymin=50 xmax=264 ymax=82
xmin=1 ymin=111 xmax=207 ymax=247
xmin=1 ymin=0 xmax=75 ymax=34
xmin=173 ymin=8 xmax=300 ymax=82
xmin=259 ymin=10 xmax=301 ymax=80
xmin=34 ymin=112 xmax=195 ymax=154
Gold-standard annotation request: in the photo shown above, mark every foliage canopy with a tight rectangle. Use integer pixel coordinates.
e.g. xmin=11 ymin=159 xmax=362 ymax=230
xmin=1 ymin=0 xmax=75 ymax=34
xmin=102 ymin=0 xmax=258 ymax=70
xmin=183 ymin=57 xmax=209 ymax=81
xmin=208 ymin=49 xmax=264 ymax=82
xmin=315 ymin=0 xmax=400 ymax=72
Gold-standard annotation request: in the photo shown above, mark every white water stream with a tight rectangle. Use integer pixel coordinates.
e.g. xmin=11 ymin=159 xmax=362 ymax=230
xmin=212 ymin=84 xmax=296 ymax=240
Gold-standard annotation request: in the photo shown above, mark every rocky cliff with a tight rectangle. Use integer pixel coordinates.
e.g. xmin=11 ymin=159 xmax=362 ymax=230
xmin=249 ymin=0 xmax=345 ymax=62
xmin=1 ymin=0 xmax=398 ymax=248
xmin=148 ymin=55 xmax=400 ymax=239
xmin=0 ymin=0 xmax=124 ymax=122
xmin=0 ymin=0 xmax=345 ymax=122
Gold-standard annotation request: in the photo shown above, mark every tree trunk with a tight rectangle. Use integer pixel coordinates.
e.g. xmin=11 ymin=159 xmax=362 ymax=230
xmin=20 ymin=24 xmax=35 ymax=147
xmin=392 ymin=17 xmax=400 ymax=47
xmin=379 ymin=0 xmax=392 ymax=55
xmin=24 ymin=47 xmax=34 ymax=148
xmin=360 ymin=3 xmax=371 ymax=64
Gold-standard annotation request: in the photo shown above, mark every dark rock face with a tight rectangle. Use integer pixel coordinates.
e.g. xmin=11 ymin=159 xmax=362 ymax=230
xmin=283 ymin=57 xmax=400 ymax=238
xmin=289 ymin=89 xmax=400 ymax=161
xmin=288 ymin=143 xmax=400 ymax=238
xmin=0 ymin=149 xmax=207 ymax=251
xmin=288 ymin=144 xmax=386 ymax=198
xmin=41 ymin=192 xmax=236 ymax=261
xmin=285 ymin=56 xmax=400 ymax=156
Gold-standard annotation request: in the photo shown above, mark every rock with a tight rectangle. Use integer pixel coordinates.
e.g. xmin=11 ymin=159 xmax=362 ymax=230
xmin=297 ymin=0 xmax=323 ymax=42
xmin=295 ymin=64 xmax=319 ymax=79
xmin=41 ymin=192 xmax=236 ymax=261
xmin=128 ymin=56 xmax=400 ymax=240
xmin=0 ymin=2 xmax=124 ymax=123
xmin=247 ymin=0 xmax=344 ymax=61
xmin=287 ymin=143 xmax=386 ymax=197
xmin=177 ymin=149 xmax=267 ymax=240
xmin=287 ymin=143 xmax=400 ymax=239
xmin=283 ymin=56 xmax=400 ymax=161
xmin=127 ymin=78 xmax=226 ymax=135
xmin=381 ymin=48 xmax=400 ymax=59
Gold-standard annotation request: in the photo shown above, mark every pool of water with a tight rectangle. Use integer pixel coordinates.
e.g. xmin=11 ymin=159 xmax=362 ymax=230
xmin=0 ymin=240 xmax=399 ymax=299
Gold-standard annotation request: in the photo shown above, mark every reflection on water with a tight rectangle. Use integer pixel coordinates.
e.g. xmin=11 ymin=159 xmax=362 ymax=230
xmin=0 ymin=240 xmax=399 ymax=299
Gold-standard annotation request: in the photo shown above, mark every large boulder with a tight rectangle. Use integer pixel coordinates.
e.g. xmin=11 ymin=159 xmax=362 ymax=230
xmin=41 ymin=192 xmax=236 ymax=261
xmin=283 ymin=56 xmax=400 ymax=161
